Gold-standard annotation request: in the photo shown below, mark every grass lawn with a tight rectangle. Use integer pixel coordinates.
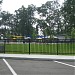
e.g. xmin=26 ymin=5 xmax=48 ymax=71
xmin=4 ymin=42 xmax=75 ymax=55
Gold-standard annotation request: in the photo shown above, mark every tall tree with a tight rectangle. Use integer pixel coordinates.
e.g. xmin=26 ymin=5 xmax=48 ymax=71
xmin=1 ymin=11 xmax=14 ymax=36
xmin=0 ymin=0 xmax=2 ymax=4
xmin=0 ymin=0 xmax=3 ymax=27
xmin=37 ymin=0 xmax=61 ymax=37
xmin=61 ymin=0 xmax=75 ymax=36
xmin=14 ymin=5 xmax=36 ymax=37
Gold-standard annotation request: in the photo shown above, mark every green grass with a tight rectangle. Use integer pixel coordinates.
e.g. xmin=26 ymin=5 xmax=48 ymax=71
xmin=4 ymin=43 xmax=75 ymax=55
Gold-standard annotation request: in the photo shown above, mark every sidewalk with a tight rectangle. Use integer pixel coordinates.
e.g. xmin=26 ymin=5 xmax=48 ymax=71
xmin=0 ymin=54 xmax=75 ymax=61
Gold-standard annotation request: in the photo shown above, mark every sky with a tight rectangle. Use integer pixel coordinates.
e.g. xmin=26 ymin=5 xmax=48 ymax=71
xmin=1 ymin=0 xmax=64 ymax=14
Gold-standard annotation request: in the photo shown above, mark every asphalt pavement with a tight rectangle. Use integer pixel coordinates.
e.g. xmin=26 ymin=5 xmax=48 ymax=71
xmin=0 ymin=54 xmax=75 ymax=75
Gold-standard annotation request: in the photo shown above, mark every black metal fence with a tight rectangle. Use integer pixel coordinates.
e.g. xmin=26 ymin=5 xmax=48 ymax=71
xmin=0 ymin=39 xmax=75 ymax=55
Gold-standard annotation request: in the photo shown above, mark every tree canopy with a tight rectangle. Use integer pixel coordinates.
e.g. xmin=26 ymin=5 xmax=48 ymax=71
xmin=61 ymin=0 xmax=75 ymax=36
xmin=0 ymin=0 xmax=75 ymax=39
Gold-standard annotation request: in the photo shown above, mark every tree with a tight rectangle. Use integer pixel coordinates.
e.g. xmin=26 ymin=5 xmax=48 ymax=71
xmin=61 ymin=0 xmax=75 ymax=35
xmin=37 ymin=1 xmax=61 ymax=38
xmin=0 ymin=0 xmax=3 ymax=28
xmin=0 ymin=1 xmax=13 ymax=37
xmin=26 ymin=4 xmax=36 ymax=37
xmin=0 ymin=0 xmax=2 ymax=4
xmin=14 ymin=5 xmax=36 ymax=37
xmin=1 ymin=11 xmax=14 ymax=36
xmin=71 ymin=28 xmax=75 ymax=39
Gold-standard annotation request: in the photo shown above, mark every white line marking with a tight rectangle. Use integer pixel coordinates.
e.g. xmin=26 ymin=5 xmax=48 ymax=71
xmin=54 ymin=61 xmax=75 ymax=68
xmin=3 ymin=59 xmax=17 ymax=75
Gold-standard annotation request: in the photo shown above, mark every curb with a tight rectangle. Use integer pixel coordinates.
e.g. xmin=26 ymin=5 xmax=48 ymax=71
xmin=0 ymin=54 xmax=75 ymax=61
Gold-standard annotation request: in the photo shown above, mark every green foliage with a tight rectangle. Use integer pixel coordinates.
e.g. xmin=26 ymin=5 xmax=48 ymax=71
xmin=71 ymin=28 xmax=75 ymax=38
xmin=0 ymin=0 xmax=65 ymax=38
xmin=37 ymin=0 xmax=61 ymax=36
xmin=0 ymin=0 xmax=2 ymax=4
xmin=14 ymin=5 xmax=36 ymax=36
xmin=61 ymin=0 xmax=75 ymax=35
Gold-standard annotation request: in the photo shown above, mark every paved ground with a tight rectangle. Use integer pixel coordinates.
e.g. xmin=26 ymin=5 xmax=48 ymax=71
xmin=0 ymin=59 xmax=12 ymax=75
xmin=0 ymin=58 xmax=75 ymax=75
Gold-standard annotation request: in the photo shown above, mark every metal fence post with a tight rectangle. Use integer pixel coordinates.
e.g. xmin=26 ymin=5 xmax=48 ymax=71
xmin=29 ymin=39 xmax=30 ymax=54
xmin=57 ymin=39 xmax=59 ymax=55
xmin=4 ymin=39 xmax=6 ymax=54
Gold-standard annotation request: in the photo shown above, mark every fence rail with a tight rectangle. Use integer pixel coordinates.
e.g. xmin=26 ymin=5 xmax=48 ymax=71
xmin=0 ymin=39 xmax=75 ymax=55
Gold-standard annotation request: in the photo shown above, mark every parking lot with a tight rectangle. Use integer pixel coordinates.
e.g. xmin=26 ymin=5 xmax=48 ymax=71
xmin=0 ymin=58 xmax=75 ymax=75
